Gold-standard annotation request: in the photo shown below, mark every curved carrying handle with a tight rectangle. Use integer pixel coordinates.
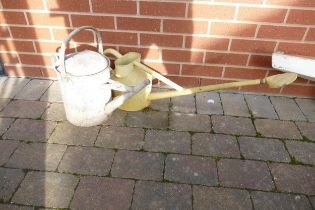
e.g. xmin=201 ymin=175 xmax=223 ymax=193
xmin=59 ymin=26 xmax=103 ymax=74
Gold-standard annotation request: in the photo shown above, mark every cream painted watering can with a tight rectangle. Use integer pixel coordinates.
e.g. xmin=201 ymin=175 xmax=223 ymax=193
xmin=52 ymin=26 xmax=150 ymax=126
xmin=104 ymin=48 xmax=184 ymax=111
xmin=105 ymin=48 xmax=298 ymax=112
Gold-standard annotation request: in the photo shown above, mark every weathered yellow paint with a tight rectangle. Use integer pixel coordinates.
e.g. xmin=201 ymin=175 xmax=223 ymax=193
xmin=112 ymin=52 xmax=152 ymax=111
xmin=105 ymin=48 xmax=297 ymax=111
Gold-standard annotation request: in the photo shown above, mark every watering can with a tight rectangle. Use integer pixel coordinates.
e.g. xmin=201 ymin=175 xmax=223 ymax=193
xmin=112 ymin=52 xmax=152 ymax=111
xmin=105 ymin=48 xmax=298 ymax=112
xmin=52 ymin=26 xmax=150 ymax=127
xmin=104 ymin=48 xmax=184 ymax=111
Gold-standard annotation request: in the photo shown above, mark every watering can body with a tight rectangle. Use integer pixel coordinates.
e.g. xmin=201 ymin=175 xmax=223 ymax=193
xmin=112 ymin=52 xmax=152 ymax=111
xmin=56 ymin=51 xmax=112 ymax=127
xmin=52 ymin=26 xmax=149 ymax=127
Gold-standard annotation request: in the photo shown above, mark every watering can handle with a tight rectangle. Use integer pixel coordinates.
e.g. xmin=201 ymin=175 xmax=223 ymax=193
xmin=59 ymin=26 xmax=103 ymax=74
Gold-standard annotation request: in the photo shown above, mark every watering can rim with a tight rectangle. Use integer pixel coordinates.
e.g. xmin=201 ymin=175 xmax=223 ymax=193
xmin=56 ymin=50 xmax=111 ymax=77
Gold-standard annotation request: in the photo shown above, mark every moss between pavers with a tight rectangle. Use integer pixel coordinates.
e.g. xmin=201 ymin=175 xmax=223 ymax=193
xmin=168 ymin=102 xmax=173 ymax=108
xmin=290 ymin=156 xmax=303 ymax=165
xmin=211 ymin=156 xmax=221 ymax=161
xmin=161 ymin=179 xmax=173 ymax=183
xmin=302 ymin=135 xmax=312 ymax=142
xmin=271 ymin=187 xmax=279 ymax=193
xmin=123 ymin=114 xmax=128 ymax=126
xmin=280 ymin=139 xmax=306 ymax=166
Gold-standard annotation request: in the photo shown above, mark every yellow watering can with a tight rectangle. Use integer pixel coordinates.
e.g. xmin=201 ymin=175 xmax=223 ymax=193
xmin=104 ymin=48 xmax=298 ymax=112
xmin=104 ymin=48 xmax=183 ymax=111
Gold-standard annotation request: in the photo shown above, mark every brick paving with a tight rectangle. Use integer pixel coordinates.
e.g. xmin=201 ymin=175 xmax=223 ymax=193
xmin=171 ymin=95 xmax=196 ymax=113
xmin=270 ymin=96 xmax=307 ymax=121
xmin=192 ymin=133 xmax=240 ymax=158
xmin=144 ymin=130 xmax=191 ymax=154
xmin=196 ymin=92 xmax=223 ymax=115
xmin=0 ymin=77 xmax=315 ymax=209
xmin=238 ymin=136 xmax=290 ymax=162
xmin=221 ymin=93 xmax=251 ymax=117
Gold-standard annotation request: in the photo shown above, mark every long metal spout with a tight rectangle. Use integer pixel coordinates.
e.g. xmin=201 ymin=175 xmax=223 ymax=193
xmin=148 ymin=79 xmax=263 ymax=101
xmin=148 ymin=73 xmax=297 ymax=101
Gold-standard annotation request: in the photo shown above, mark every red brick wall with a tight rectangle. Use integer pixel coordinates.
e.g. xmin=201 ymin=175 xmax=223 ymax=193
xmin=1 ymin=0 xmax=315 ymax=96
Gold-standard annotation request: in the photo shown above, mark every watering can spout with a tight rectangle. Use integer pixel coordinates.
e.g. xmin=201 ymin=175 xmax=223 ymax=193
xmin=104 ymin=79 xmax=150 ymax=114
xmin=148 ymin=73 xmax=298 ymax=101
xmin=105 ymin=48 xmax=297 ymax=112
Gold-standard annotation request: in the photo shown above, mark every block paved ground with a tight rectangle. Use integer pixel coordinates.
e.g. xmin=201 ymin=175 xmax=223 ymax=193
xmin=0 ymin=77 xmax=315 ymax=210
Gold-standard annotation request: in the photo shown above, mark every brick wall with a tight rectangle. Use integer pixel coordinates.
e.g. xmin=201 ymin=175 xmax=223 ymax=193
xmin=1 ymin=0 xmax=315 ymax=96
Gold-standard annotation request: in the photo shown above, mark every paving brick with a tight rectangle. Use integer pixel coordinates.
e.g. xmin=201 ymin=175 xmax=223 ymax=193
xmin=40 ymin=81 xmax=63 ymax=102
xmin=245 ymin=95 xmax=278 ymax=119
xmin=218 ymin=159 xmax=274 ymax=190
xmin=48 ymin=122 xmax=100 ymax=146
xmin=270 ymin=163 xmax=315 ymax=195
xmin=251 ymin=191 xmax=312 ymax=210
xmin=255 ymin=119 xmax=302 ymax=139
xmin=193 ymin=186 xmax=252 ymax=210
xmin=171 ymin=95 xmax=196 ymax=113
xmin=150 ymin=97 xmax=170 ymax=111
xmin=0 ymin=204 xmax=33 ymax=210
xmin=212 ymin=115 xmax=256 ymax=136
xmin=196 ymin=92 xmax=223 ymax=115
xmin=295 ymin=98 xmax=315 ymax=122
xmin=71 ymin=176 xmax=134 ymax=210
xmin=0 ymin=100 xmax=48 ymax=119
xmin=132 ymin=181 xmax=192 ymax=210
xmin=150 ymin=93 xmax=171 ymax=111
xmin=103 ymin=109 xmax=127 ymax=127
xmin=165 ymin=154 xmax=218 ymax=185
xmin=192 ymin=133 xmax=240 ymax=158
xmin=41 ymin=103 xmax=66 ymax=121
xmin=3 ymin=119 xmax=56 ymax=142
xmin=286 ymin=141 xmax=315 ymax=165
xmin=0 ymin=117 xmax=14 ymax=136
xmin=0 ymin=77 xmax=30 ymax=98
xmin=0 ymin=99 xmax=10 ymax=111
xmin=0 ymin=140 xmax=19 ymax=166
xmin=58 ymin=146 xmax=114 ymax=176
xmin=111 ymin=150 xmax=164 ymax=181
xmin=296 ymin=122 xmax=315 ymax=142
xmin=14 ymin=79 xmax=52 ymax=101
xmin=0 ymin=167 xmax=25 ymax=202
xmin=169 ymin=112 xmax=211 ymax=132
xmin=12 ymin=171 xmax=78 ymax=208
xmin=221 ymin=93 xmax=250 ymax=117
xmin=6 ymin=142 xmax=66 ymax=171
xmin=96 ymin=126 xmax=144 ymax=150
xmin=238 ymin=137 xmax=290 ymax=162
xmin=270 ymin=96 xmax=306 ymax=121
xmin=127 ymin=111 xmax=168 ymax=129
xmin=144 ymin=130 xmax=191 ymax=154
xmin=310 ymin=197 xmax=315 ymax=209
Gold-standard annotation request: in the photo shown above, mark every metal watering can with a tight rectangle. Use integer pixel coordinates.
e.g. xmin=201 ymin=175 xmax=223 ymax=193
xmin=105 ymin=48 xmax=298 ymax=112
xmin=52 ymin=26 xmax=149 ymax=127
